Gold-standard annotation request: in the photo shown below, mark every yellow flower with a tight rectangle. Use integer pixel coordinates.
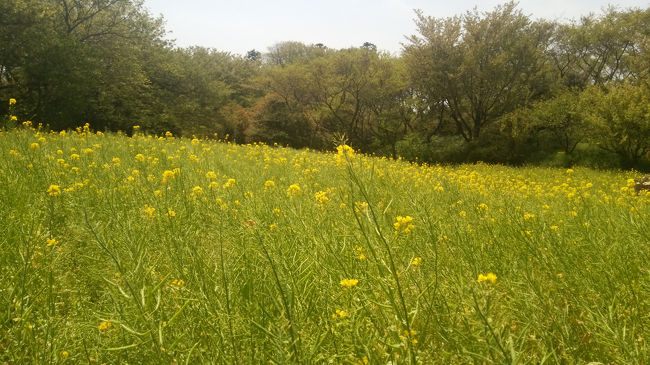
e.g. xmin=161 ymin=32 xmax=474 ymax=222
xmin=523 ymin=213 xmax=535 ymax=220
xmin=222 ymin=178 xmax=236 ymax=189
xmin=286 ymin=184 xmax=301 ymax=197
xmin=61 ymin=351 xmax=69 ymax=358
xmin=477 ymin=272 xmax=497 ymax=284
xmin=192 ymin=186 xmax=203 ymax=196
xmin=9 ymin=98 xmax=16 ymax=106
xmin=412 ymin=257 xmax=422 ymax=266
xmin=143 ymin=205 xmax=155 ymax=218
xmin=98 ymin=321 xmax=112 ymax=331
xmin=340 ymin=278 xmax=358 ymax=288
xmin=333 ymin=309 xmax=347 ymax=318
xmin=47 ymin=185 xmax=61 ymax=196
xmin=264 ymin=180 xmax=275 ymax=189
xmin=394 ymin=216 xmax=415 ymax=234
xmin=162 ymin=170 xmax=175 ymax=183
xmin=46 ymin=238 xmax=59 ymax=247
xmin=205 ymin=171 xmax=217 ymax=179
xmin=314 ymin=191 xmax=329 ymax=205
xmin=30 ymin=142 xmax=39 ymax=149
xmin=550 ymin=225 xmax=559 ymax=231
xmin=135 ymin=153 xmax=145 ymax=162
xmin=111 ymin=157 xmax=120 ymax=166
xmin=10 ymin=115 xmax=17 ymax=122
xmin=166 ymin=210 xmax=176 ymax=217
xmin=335 ymin=144 xmax=355 ymax=165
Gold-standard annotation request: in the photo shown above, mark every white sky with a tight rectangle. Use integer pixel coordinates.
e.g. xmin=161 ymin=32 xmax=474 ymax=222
xmin=143 ymin=0 xmax=649 ymax=56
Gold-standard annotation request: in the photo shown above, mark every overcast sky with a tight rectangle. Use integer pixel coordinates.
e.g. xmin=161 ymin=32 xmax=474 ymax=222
xmin=143 ymin=0 xmax=648 ymax=56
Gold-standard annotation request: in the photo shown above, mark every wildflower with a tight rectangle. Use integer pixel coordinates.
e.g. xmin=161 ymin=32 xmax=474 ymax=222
xmin=412 ymin=257 xmax=422 ymax=266
xmin=477 ymin=272 xmax=497 ymax=284
xmin=70 ymin=154 xmax=80 ymax=160
xmin=9 ymin=98 xmax=16 ymax=106
xmin=523 ymin=213 xmax=535 ymax=220
xmin=162 ymin=170 xmax=175 ymax=183
xmin=286 ymin=184 xmax=301 ymax=197
xmin=335 ymin=144 xmax=355 ymax=165
xmin=10 ymin=116 xmax=17 ymax=122
xmin=154 ymin=190 xmax=162 ymax=197
xmin=550 ymin=225 xmax=559 ymax=231
xmin=222 ymin=178 xmax=236 ymax=189
xmin=47 ymin=185 xmax=61 ymax=196
xmin=566 ymin=169 xmax=574 ymax=174
xmin=477 ymin=203 xmax=488 ymax=214
xmin=192 ymin=186 xmax=203 ymax=196
xmin=132 ymin=125 xmax=140 ymax=131
xmin=22 ymin=121 xmax=32 ymax=127
xmin=143 ymin=205 xmax=155 ymax=218
xmin=394 ymin=216 xmax=415 ymax=234
xmin=459 ymin=210 xmax=467 ymax=217
xmin=191 ymin=138 xmax=200 ymax=145
xmin=269 ymin=223 xmax=278 ymax=231
xmin=314 ymin=191 xmax=329 ymax=205
xmin=82 ymin=148 xmax=93 ymax=154
xmin=171 ymin=279 xmax=184 ymax=289
xmin=135 ymin=153 xmax=145 ymax=162
xmin=46 ymin=238 xmax=59 ymax=247
xmin=165 ymin=131 xmax=173 ymax=138
xmin=30 ymin=142 xmax=39 ymax=149
xmin=61 ymin=351 xmax=69 ymax=358
xmin=264 ymin=180 xmax=275 ymax=189
xmin=340 ymin=278 xmax=358 ymax=288
xmin=166 ymin=210 xmax=176 ymax=217
xmin=205 ymin=171 xmax=217 ymax=179
xmin=98 ymin=321 xmax=112 ymax=331
xmin=332 ymin=309 xmax=347 ymax=318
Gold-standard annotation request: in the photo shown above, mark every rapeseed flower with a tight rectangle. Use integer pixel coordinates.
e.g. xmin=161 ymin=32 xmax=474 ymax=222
xmin=340 ymin=278 xmax=358 ymax=288
xmin=394 ymin=216 xmax=415 ymax=234
xmin=9 ymin=98 xmax=16 ymax=106
xmin=287 ymin=184 xmax=301 ymax=197
xmin=46 ymin=238 xmax=59 ymax=247
xmin=47 ymin=185 xmax=61 ymax=196
xmin=478 ymin=273 xmax=497 ymax=284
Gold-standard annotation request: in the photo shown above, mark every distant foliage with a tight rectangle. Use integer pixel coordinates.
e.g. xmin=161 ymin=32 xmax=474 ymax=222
xmin=0 ymin=0 xmax=648 ymax=169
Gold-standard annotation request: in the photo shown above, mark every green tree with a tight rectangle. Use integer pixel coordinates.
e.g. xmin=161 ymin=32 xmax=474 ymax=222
xmin=404 ymin=2 xmax=554 ymax=142
xmin=583 ymin=83 xmax=650 ymax=167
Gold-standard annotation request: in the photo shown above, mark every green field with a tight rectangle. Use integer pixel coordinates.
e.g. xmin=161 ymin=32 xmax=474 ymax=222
xmin=1 ymin=126 xmax=649 ymax=363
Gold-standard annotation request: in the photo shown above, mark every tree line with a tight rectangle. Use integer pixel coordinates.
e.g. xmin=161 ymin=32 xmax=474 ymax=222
xmin=1 ymin=1 xmax=648 ymax=169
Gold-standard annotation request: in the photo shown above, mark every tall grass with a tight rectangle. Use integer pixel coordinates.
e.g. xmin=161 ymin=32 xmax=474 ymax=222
xmin=0 ymin=125 xmax=648 ymax=363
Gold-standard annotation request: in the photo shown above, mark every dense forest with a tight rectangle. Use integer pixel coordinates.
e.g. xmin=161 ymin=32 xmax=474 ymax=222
xmin=1 ymin=0 xmax=649 ymax=169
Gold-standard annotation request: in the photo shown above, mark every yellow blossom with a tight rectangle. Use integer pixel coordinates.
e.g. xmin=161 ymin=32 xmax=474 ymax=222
xmin=46 ymin=238 xmax=59 ymax=247
xmin=222 ymin=178 xmax=236 ymax=189
xmin=98 ymin=321 xmax=112 ymax=331
xmin=47 ymin=185 xmax=61 ymax=196
xmin=412 ymin=257 xmax=422 ymax=266
xmin=192 ymin=186 xmax=203 ymax=196
xmin=477 ymin=272 xmax=497 ymax=284
xmin=30 ymin=142 xmax=39 ymax=149
xmin=205 ymin=171 xmax=217 ymax=179
xmin=264 ymin=180 xmax=275 ymax=189
xmin=144 ymin=205 xmax=155 ymax=218
xmin=340 ymin=278 xmax=358 ymax=288
xmin=9 ymin=98 xmax=16 ymax=106
xmin=286 ymin=184 xmax=301 ymax=197
xmin=394 ymin=215 xmax=415 ymax=234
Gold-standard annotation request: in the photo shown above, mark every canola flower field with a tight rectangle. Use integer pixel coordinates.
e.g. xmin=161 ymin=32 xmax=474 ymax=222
xmin=0 ymin=123 xmax=649 ymax=364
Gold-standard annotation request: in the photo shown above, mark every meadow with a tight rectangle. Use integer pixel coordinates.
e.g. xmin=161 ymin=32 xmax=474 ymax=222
xmin=0 ymin=124 xmax=649 ymax=364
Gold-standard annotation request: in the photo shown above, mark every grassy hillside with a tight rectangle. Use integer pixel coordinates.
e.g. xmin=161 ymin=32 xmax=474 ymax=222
xmin=1 ymin=126 xmax=649 ymax=363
